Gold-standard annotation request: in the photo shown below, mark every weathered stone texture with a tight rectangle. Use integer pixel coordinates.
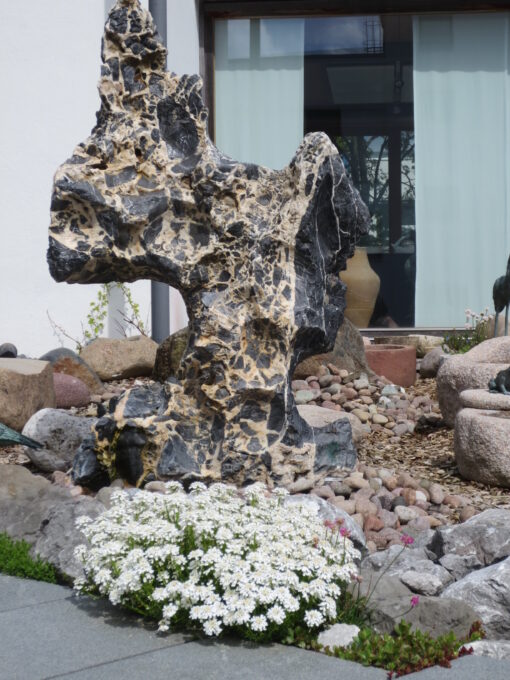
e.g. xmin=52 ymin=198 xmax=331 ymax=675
xmin=47 ymin=0 xmax=368 ymax=489
xmin=0 ymin=359 xmax=56 ymax=431
xmin=79 ymin=335 xmax=158 ymax=380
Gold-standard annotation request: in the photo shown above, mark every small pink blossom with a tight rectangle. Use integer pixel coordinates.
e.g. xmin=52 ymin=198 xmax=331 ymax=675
xmin=324 ymin=519 xmax=335 ymax=530
xmin=400 ymin=533 xmax=414 ymax=546
xmin=339 ymin=527 xmax=351 ymax=538
xmin=410 ymin=595 xmax=420 ymax=608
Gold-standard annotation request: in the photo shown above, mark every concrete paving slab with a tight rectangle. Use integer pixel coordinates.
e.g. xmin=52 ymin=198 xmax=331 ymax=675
xmin=50 ymin=639 xmax=388 ymax=680
xmin=0 ymin=575 xmax=71 ymax=612
xmin=408 ymin=653 xmax=510 ymax=678
xmin=2 ymin=577 xmax=510 ymax=680
xmin=0 ymin=583 xmax=188 ymax=680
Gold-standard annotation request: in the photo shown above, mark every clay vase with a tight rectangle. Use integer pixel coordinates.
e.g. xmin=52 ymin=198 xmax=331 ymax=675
xmin=340 ymin=248 xmax=380 ymax=327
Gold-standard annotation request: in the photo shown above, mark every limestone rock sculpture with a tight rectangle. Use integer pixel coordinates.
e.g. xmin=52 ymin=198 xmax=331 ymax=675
xmin=47 ymin=0 xmax=369 ymax=489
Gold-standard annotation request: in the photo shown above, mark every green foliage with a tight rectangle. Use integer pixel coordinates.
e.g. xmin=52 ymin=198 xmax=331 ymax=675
xmin=313 ymin=619 xmax=485 ymax=678
xmin=83 ymin=283 xmax=147 ymax=347
xmin=443 ymin=307 xmax=493 ymax=354
xmin=48 ymin=282 xmax=148 ymax=352
xmin=0 ymin=533 xmax=57 ymax=583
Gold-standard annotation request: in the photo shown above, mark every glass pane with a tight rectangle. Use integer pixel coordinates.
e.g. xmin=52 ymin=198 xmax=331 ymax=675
xmin=304 ymin=15 xmax=415 ymax=327
xmin=305 ymin=17 xmax=383 ymax=55
xmin=336 ymin=135 xmax=390 ymax=251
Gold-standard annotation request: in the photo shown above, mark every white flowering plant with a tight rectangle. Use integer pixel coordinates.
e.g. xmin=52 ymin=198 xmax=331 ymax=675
xmin=74 ymin=482 xmax=360 ymax=642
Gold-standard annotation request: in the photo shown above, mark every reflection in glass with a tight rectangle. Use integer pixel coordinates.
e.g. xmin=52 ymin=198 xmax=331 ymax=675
xmin=305 ymin=17 xmax=383 ymax=55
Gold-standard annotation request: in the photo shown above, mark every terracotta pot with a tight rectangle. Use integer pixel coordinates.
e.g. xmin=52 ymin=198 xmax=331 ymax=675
xmin=365 ymin=344 xmax=416 ymax=387
xmin=340 ymin=248 xmax=380 ymax=327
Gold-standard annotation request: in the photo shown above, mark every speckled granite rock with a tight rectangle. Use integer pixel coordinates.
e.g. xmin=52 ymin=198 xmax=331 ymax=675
xmin=47 ymin=0 xmax=368 ymax=489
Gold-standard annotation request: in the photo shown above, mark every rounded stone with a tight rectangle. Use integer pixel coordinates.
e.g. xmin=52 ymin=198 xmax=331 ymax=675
xmin=352 ymin=408 xmax=370 ymax=423
xmin=428 ymin=483 xmax=445 ymax=505
xmin=295 ymin=389 xmax=315 ymax=404
xmin=372 ymin=413 xmax=388 ymax=425
xmin=355 ymin=498 xmax=378 ymax=516
xmin=53 ymin=373 xmax=91 ymax=409
xmin=0 ymin=343 xmax=17 ymax=358
xmin=395 ymin=505 xmax=420 ymax=523
xmin=454 ymin=408 xmax=510 ymax=486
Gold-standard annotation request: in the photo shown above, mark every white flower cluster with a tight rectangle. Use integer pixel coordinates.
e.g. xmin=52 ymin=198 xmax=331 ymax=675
xmin=74 ymin=482 xmax=359 ymax=637
xmin=464 ymin=307 xmax=494 ymax=330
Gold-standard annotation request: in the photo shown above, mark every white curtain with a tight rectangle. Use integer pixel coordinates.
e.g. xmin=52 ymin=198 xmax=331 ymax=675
xmin=214 ymin=19 xmax=304 ymax=169
xmin=413 ymin=14 xmax=510 ymax=326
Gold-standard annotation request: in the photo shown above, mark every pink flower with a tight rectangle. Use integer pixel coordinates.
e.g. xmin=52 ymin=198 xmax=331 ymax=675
xmin=410 ymin=596 xmax=420 ymax=608
xmin=340 ymin=527 xmax=351 ymax=538
xmin=324 ymin=519 xmax=335 ymax=530
xmin=400 ymin=533 xmax=414 ymax=546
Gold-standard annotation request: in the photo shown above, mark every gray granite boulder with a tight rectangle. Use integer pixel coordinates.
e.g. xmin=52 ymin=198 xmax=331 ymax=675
xmin=420 ymin=347 xmax=448 ymax=378
xmin=0 ymin=465 xmax=105 ymax=581
xmin=454 ymin=408 xmax=510 ymax=487
xmin=428 ymin=509 xmax=510 ymax=573
xmin=437 ymin=337 xmax=510 ymax=427
xmin=34 ymin=497 xmax=105 ymax=581
xmin=358 ymin=573 xmax=477 ymax=638
xmin=469 ymin=640 xmax=510 ymax=660
xmin=362 ymin=544 xmax=451 ymax=596
xmin=0 ymin=466 xmax=70 ymax=544
xmin=460 ymin=388 xmax=510 ymax=411
xmin=22 ymin=409 xmax=96 ymax=473
xmin=442 ymin=556 xmax=510 ymax=639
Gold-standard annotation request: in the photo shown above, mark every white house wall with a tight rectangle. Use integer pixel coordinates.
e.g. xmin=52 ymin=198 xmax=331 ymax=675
xmin=0 ymin=0 xmax=197 ymax=357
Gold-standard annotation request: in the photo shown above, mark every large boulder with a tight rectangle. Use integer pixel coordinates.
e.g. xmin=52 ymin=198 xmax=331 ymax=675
xmin=22 ymin=409 xmax=97 ymax=473
xmin=0 ymin=465 xmax=104 ymax=581
xmin=436 ymin=337 xmax=510 ymax=426
xmin=0 ymin=358 xmax=56 ymax=430
xmin=79 ymin=335 xmax=158 ymax=380
xmin=40 ymin=347 xmax=103 ymax=394
xmin=46 ymin=0 xmax=368 ymax=490
xmin=293 ymin=317 xmax=372 ymax=379
xmin=152 ymin=327 xmax=189 ymax=382
xmin=428 ymin=509 xmax=510 ymax=572
xmin=357 ymin=573 xmax=477 ymax=638
xmin=0 ymin=465 xmax=71 ymax=544
xmin=441 ymin=556 xmax=510 ymax=639
xmin=33 ymin=497 xmax=105 ymax=581
xmin=454 ymin=408 xmax=510 ymax=487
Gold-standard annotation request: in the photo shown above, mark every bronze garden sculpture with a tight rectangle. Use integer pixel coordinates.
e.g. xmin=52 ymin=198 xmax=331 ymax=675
xmin=493 ymin=254 xmax=510 ymax=336
xmin=47 ymin=0 xmax=369 ymax=489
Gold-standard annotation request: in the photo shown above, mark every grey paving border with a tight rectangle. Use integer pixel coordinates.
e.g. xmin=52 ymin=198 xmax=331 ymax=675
xmin=2 ymin=576 xmax=510 ymax=680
